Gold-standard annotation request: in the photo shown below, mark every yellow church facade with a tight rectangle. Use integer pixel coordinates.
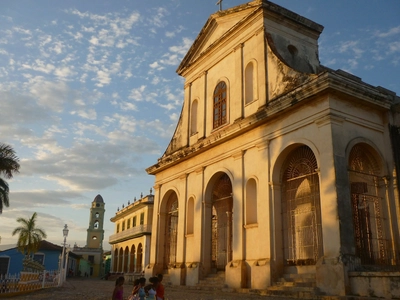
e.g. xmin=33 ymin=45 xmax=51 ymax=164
xmin=146 ymin=0 xmax=400 ymax=298
xmin=109 ymin=192 xmax=154 ymax=280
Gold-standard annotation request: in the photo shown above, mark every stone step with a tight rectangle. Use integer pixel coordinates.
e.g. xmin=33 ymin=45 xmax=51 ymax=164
xmin=169 ymin=285 xmax=381 ymax=300
xmin=275 ymin=280 xmax=316 ymax=288
xmin=266 ymin=272 xmax=319 ymax=298
xmin=161 ymin=274 xmax=172 ymax=286
xmin=184 ymin=285 xmax=235 ymax=292
xmin=283 ymin=272 xmax=316 ymax=280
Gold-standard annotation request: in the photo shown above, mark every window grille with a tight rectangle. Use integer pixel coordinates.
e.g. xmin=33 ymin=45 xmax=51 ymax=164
xmin=349 ymin=144 xmax=393 ymax=267
xmin=281 ymin=146 xmax=323 ymax=266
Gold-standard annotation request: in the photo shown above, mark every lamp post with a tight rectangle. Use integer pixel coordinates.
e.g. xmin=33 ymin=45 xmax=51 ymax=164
xmin=58 ymin=224 xmax=69 ymax=287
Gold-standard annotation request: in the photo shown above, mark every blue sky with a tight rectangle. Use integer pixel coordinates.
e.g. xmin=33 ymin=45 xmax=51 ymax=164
xmin=0 ymin=0 xmax=399 ymax=250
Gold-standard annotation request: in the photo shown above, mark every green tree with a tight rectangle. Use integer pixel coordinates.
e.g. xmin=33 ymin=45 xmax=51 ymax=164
xmin=0 ymin=143 xmax=20 ymax=214
xmin=12 ymin=212 xmax=47 ymax=256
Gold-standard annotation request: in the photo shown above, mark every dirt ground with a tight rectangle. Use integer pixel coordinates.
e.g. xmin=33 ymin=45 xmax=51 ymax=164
xmin=5 ymin=277 xmax=297 ymax=300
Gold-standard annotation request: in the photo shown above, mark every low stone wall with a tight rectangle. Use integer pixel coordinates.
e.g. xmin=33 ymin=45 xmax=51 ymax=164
xmin=349 ymin=271 xmax=400 ymax=299
xmin=0 ymin=270 xmax=59 ymax=297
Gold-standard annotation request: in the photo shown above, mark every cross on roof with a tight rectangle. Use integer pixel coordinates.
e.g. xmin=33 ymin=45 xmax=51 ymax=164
xmin=216 ymin=0 xmax=223 ymax=11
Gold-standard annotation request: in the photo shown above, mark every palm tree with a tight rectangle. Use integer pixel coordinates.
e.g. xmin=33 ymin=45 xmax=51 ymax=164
xmin=0 ymin=143 xmax=20 ymax=214
xmin=12 ymin=212 xmax=47 ymax=257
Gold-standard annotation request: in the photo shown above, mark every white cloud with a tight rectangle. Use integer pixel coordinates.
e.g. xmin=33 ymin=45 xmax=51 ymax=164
xmin=149 ymin=7 xmax=169 ymax=28
xmin=150 ymin=61 xmax=160 ymax=69
xmin=95 ymin=70 xmax=111 ymax=86
xmin=388 ymin=41 xmax=400 ymax=54
xmin=160 ymin=54 xmax=179 ymax=66
xmin=169 ymin=37 xmax=192 ymax=55
xmin=89 ymin=36 xmax=99 ymax=45
xmin=27 ymin=78 xmax=70 ymax=112
xmin=73 ymin=108 xmax=97 ymax=120
xmin=169 ymin=113 xmax=179 ymax=121
xmin=80 ymin=73 xmax=88 ymax=83
xmin=113 ymin=114 xmax=137 ymax=133
xmin=129 ymin=85 xmax=146 ymax=101
xmin=375 ymin=25 xmax=400 ymax=38
xmin=13 ymin=26 xmax=32 ymax=35
xmin=54 ymin=66 xmax=75 ymax=78
xmin=21 ymin=59 xmax=55 ymax=74
xmin=51 ymin=41 xmax=64 ymax=54
xmin=151 ymin=76 xmax=160 ymax=85
xmin=165 ymin=25 xmax=184 ymax=38
xmin=120 ymin=101 xmax=137 ymax=111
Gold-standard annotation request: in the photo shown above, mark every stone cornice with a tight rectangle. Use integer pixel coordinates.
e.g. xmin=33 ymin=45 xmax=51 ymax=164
xmin=146 ymin=69 xmax=396 ymax=175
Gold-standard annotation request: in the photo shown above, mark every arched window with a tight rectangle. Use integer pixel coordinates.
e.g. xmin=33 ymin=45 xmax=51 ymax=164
xmin=348 ymin=144 xmax=389 ymax=266
xmin=187 ymin=197 xmax=194 ymax=235
xmin=245 ymin=178 xmax=257 ymax=225
xmin=137 ymin=244 xmax=143 ymax=272
xmin=191 ymin=100 xmax=198 ymax=135
xmin=113 ymin=249 xmax=118 ymax=272
xmin=124 ymin=246 xmax=129 ymax=273
xmin=245 ymin=62 xmax=257 ymax=104
xmin=118 ymin=248 xmax=123 ymax=272
xmin=94 ymin=220 xmax=99 ymax=229
xmin=281 ymin=145 xmax=323 ymax=266
xmin=129 ymin=245 xmax=136 ymax=273
xmin=213 ymin=81 xmax=227 ymax=129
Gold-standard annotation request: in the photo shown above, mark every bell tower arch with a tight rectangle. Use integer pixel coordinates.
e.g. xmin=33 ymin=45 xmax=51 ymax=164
xmin=86 ymin=194 xmax=105 ymax=248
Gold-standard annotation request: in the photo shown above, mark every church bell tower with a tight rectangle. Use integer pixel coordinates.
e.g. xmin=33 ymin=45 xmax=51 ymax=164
xmin=86 ymin=194 xmax=105 ymax=248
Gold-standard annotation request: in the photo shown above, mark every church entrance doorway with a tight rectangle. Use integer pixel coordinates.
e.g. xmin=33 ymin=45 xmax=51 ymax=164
xmin=164 ymin=193 xmax=178 ymax=270
xmin=211 ymin=173 xmax=233 ymax=270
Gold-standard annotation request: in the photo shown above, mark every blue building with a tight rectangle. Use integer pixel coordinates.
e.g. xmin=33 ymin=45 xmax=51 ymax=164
xmin=0 ymin=240 xmax=79 ymax=276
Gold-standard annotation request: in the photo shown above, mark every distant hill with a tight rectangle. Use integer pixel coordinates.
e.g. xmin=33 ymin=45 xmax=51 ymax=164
xmin=0 ymin=244 xmax=15 ymax=251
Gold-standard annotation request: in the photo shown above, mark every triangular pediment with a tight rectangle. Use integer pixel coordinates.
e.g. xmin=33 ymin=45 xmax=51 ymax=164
xmin=177 ymin=1 xmax=261 ymax=75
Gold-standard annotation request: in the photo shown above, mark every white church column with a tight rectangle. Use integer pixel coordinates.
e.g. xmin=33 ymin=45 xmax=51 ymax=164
xmin=186 ymin=82 xmax=192 ymax=146
xmin=225 ymin=150 xmax=246 ymax=288
xmin=202 ymin=71 xmax=208 ymax=138
xmin=315 ymin=115 xmax=346 ymax=296
xmin=234 ymin=43 xmax=244 ymax=119
xmin=146 ymin=184 xmax=163 ymax=277
xmin=383 ymin=176 xmax=398 ymax=260
xmin=168 ymin=174 xmax=188 ymax=285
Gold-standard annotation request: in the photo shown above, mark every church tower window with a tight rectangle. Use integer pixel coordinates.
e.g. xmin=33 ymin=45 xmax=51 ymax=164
xmin=213 ymin=81 xmax=227 ymax=129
